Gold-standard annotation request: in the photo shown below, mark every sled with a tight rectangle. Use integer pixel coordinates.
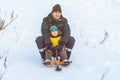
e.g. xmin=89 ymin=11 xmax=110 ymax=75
xmin=43 ymin=49 xmax=72 ymax=71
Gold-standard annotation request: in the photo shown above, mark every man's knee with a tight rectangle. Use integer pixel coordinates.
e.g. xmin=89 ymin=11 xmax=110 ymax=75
xmin=35 ymin=36 xmax=43 ymax=43
xmin=69 ymin=36 xmax=75 ymax=44
xmin=66 ymin=36 xmax=75 ymax=49
xmin=35 ymin=36 xmax=45 ymax=49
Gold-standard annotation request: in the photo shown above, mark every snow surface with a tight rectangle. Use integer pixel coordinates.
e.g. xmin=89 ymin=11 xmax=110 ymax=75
xmin=0 ymin=0 xmax=120 ymax=80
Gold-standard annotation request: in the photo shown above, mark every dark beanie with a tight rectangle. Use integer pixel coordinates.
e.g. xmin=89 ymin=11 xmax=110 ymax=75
xmin=52 ymin=4 xmax=62 ymax=13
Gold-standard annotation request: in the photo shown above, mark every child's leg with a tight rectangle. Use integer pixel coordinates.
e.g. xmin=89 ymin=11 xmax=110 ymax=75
xmin=44 ymin=50 xmax=54 ymax=65
xmin=45 ymin=50 xmax=53 ymax=60
xmin=59 ymin=49 xmax=68 ymax=61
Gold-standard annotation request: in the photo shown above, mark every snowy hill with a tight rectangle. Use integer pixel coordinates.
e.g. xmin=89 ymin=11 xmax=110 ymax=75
xmin=0 ymin=0 xmax=120 ymax=80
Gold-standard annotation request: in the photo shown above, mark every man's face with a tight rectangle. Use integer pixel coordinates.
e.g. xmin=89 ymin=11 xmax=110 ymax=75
xmin=51 ymin=30 xmax=59 ymax=37
xmin=52 ymin=11 xmax=61 ymax=20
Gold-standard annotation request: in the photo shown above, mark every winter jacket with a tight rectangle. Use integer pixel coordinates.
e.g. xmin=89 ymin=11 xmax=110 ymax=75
xmin=50 ymin=36 xmax=61 ymax=47
xmin=41 ymin=13 xmax=70 ymax=46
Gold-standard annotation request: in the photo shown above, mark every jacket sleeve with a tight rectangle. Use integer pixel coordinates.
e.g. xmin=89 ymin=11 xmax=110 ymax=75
xmin=60 ymin=19 xmax=70 ymax=44
xmin=41 ymin=18 xmax=51 ymax=46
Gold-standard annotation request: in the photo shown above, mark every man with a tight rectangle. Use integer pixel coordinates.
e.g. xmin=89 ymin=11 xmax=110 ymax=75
xmin=36 ymin=4 xmax=75 ymax=63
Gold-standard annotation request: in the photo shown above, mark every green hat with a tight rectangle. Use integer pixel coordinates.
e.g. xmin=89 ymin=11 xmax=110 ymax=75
xmin=50 ymin=25 xmax=58 ymax=32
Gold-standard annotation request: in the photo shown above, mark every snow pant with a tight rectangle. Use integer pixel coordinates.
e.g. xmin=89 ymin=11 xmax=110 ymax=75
xmin=35 ymin=36 xmax=75 ymax=60
xmin=45 ymin=49 xmax=67 ymax=60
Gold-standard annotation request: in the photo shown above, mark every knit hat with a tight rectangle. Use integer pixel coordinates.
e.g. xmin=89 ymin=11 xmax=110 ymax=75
xmin=50 ymin=25 xmax=58 ymax=32
xmin=52 ymin=4 xmax=62 ymax=13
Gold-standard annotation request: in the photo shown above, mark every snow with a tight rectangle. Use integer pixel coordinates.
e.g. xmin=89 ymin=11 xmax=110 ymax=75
xmin=0 ymin=0 xmax=120 ymax=80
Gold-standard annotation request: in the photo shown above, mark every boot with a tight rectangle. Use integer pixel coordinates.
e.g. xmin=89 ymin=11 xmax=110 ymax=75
xmin=44 ymin=59 xmax=51 ymax=65
xmin=39 ymin=48 xmax=45 ymax=60
xmin=40 ymin=51 xmax=45 ymax=60
xmin=67 ymin=51 xmax=71 ymax=59
xmin=62 ymin=59 xmax=70 ymax=66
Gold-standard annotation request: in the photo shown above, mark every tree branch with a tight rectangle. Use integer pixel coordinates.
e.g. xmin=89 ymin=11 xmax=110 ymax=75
xmin=0 ymin=11 xmax=18 ymax=30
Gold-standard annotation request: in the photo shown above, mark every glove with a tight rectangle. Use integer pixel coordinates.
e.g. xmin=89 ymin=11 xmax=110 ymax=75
xmin=56 ymin=45 xmax=64 ymax=50
xmin=46 ymin=44 xmax=53 ymax=50
xmin=56 ymin=40 xmax=65 ymax=50
xmin=59 ymin=40 xmax=65 ymax=46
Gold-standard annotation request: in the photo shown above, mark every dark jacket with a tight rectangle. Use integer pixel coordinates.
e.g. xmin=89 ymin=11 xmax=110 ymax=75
xmin=41 ymin=13 xmax=70 ymax=46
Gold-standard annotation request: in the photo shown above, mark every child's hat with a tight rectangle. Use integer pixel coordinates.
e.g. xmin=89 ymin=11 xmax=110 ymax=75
xmin=50 ymin=25 xmax=58 ymax=32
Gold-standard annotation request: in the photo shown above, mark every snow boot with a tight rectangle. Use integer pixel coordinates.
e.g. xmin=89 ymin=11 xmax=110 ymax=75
xmin=40 ymin=51 xmax=45 ymax=60
xmin=67 ymin=51 xmax=71 ymax=59
xmin=62 ymin=59 xmax=70 ymax=66
xmin=44 ymin=59 xmax=51 ymax=65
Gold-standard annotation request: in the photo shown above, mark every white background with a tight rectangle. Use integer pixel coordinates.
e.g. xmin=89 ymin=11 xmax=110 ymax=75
xmin=0 ymin=0 xmax=120 ymax=80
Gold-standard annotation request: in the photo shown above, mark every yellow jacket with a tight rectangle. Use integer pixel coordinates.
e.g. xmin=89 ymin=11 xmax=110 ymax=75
xmin=50 ymin=36 xmax=61 ymax=47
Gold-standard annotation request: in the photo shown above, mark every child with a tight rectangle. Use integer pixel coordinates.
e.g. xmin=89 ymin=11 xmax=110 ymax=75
xmin=44 ymin=25 xmax=69 ymax=65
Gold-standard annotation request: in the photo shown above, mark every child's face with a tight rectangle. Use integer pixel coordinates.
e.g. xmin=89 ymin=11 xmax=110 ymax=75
xmin=51 ymin=30 xmax=59 ymax=37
